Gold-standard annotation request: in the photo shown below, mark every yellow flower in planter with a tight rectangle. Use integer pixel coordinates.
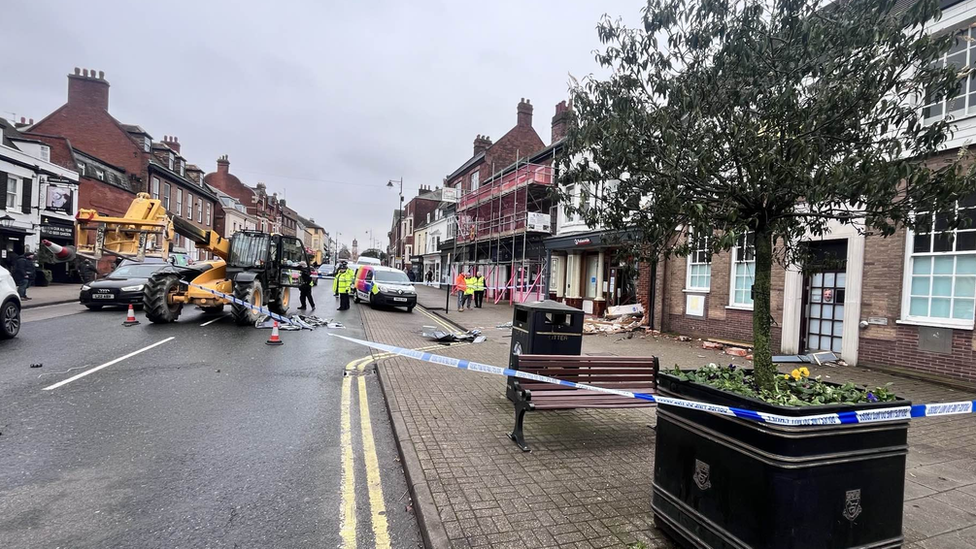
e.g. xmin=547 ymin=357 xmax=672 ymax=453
xmin=783 ymin=374 xmax=790 ymax=380
xmin=799 ymin=367 xmax=810 ymax=378
xmin=790 ymin=369 xmax=802 ymax=380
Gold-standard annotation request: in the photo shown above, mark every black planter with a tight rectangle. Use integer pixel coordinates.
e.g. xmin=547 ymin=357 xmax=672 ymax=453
xmin=652 ymin=372 xmax=910 ymax=549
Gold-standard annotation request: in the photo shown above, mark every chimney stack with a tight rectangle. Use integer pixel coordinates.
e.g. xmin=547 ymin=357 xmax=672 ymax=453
xmin=162 ymin=135 xmax=181 ymax=154
xmin=216 ymin=154 xmax=230 ymax=174
xmin=551 ymin=100 xmax=571 ymax=143
xmin=67 ymin=68 xmax=110 ymax=111
xmin=517 ymin=98 xmax=533 ymax=127
xmin=473 ymin=134 xmax=492 ymax=155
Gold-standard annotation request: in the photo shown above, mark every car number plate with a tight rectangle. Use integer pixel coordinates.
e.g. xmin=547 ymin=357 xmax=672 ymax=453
xmin=92 ymin=294 xmax=114 ymax=300
xmin=393 ymin=297 xmax=408 ymax=302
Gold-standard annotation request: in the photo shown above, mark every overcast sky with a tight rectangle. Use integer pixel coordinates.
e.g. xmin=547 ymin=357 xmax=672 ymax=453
xmin=2 ymin=0 xmax=640 ymax=252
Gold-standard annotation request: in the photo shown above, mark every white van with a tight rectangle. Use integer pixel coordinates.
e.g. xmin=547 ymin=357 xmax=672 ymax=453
xmin=357 ymin=256 xmax=381 ymax=266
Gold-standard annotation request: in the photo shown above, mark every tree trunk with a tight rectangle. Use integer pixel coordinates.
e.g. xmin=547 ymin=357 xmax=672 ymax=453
xmin=752 ymin=229 xmax=775 ymax=392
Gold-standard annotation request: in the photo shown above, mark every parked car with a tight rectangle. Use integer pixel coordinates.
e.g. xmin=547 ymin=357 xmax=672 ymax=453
xmin=79 ymin=259 xmax=169 ymax=310
xmin=0 ymin=266 xmax=21 ymax=339
xmin=317 ymin=263 xmax=336 ymax=277
xmin=353 ymin=265 xmax=416 ymax=312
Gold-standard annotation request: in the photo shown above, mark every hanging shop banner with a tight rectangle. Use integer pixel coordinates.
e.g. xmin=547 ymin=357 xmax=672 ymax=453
xmin=46 ymin=186 xmax=74 ymax=214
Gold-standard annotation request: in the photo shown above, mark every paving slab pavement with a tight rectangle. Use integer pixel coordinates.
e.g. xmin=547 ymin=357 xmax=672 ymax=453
xmin=16 ymin=282 xmax=81 ymax=309
xmin=365 ymin=296 xmax=976 ymax=548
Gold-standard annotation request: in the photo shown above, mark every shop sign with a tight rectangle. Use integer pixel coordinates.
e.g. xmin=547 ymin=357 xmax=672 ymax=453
xmin=574 ymin=238 xmax=591 ymax=246
xmin=40 ymin=215 xmax=74 ymax=240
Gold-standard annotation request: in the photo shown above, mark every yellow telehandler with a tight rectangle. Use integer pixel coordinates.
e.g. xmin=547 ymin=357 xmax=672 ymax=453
xmin=75 ymin=193 xmax=309 ymax=324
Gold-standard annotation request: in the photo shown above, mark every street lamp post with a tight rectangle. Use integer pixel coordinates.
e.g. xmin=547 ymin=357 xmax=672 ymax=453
xmin=386 ymin=178 xmax=403 ymax=269
xmin=333 ymin=232 xmax=341 ymax=264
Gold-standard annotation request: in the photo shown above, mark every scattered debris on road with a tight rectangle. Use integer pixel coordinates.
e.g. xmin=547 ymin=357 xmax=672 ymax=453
xmin=30 ymin=363 xmax=42 ymax=368
xmin=496 ymin=321 xmax=513 ymax=329
xmin=583 ymin=314 xmax=643 ymax=335
xmin=421 ymin=327 xmax=486 ymax=343
xmin=253 ymin=314 xmax=344 ymax=330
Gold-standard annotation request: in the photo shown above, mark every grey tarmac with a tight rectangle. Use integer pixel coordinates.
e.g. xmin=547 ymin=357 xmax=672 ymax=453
xmin=0 ymin=284 xmax=422 ymax=549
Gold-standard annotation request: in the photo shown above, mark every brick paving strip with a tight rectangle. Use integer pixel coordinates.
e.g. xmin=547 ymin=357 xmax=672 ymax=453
xmin=364 ymin=291 xmax=976 ymax=548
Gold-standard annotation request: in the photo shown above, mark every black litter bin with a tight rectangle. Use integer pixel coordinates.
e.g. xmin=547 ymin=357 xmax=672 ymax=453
xmin=506 ymin=300 xmax=584 ymax=400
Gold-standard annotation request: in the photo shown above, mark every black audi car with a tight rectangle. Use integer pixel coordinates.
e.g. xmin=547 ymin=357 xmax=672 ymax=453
xmin=79 ymin=259 xmax=169 ymax=310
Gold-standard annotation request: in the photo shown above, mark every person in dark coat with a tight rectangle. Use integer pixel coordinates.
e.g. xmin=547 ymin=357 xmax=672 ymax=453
xmin=297 ymin=261 xmax=315 ymax=310
xmin=13 ymin=253 xmax=33 ymax=300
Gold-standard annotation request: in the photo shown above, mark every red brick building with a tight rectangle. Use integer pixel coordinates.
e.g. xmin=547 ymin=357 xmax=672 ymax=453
xmin=204 ymin=155 xmax=282 ymax=234
xmin=27 ymin=68 xmax=218 ymax=260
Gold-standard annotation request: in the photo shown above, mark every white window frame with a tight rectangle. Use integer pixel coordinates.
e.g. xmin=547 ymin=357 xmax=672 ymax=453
xmin=162 ymin=182 xmax=171 ymax=210
xmin=205 ymin=202 xmax=212 ymax=226
xmin=151 ymin=177 xmax=160 ymax=200
xmin=922 ymin=27 xmax=976 ymax=125
xmin=186 ymin=193 xmax=193 ymax=218
xmin=685 ymin=229 xmax=711 ymax=292
xmin=168 ymin=152 xmax=174 ymax=171
xmin=176 ymin=189 xmax=183 ymax=215
xmin=143 ymin=136 xmax=151 ymax=152
xmin=196 ymin=199 xmax=202 ymax=223
xmin=728 ymin=232 xmax=756 ymax=309
xmin=899 ymin=199 xmax=976 ymax=329
xmin=5 ymin=176 xmax=19 ymax=210
xmin=39 ymin=145 xmax=50 ymax=162
xmin=470 ymin=171 xmax=480 ymax=192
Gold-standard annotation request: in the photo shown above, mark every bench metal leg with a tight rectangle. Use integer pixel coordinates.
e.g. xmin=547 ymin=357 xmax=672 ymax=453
xmin=508 ymin=402 xmax=530 ymax=452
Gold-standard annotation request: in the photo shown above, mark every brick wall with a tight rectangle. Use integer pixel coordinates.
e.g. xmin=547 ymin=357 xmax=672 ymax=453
xmin=32 ymin=74 xmax=146 ymax=185
xmin=642 ymin=233 xmax=786 ymax=351
xmin=78 ymin=176 xmax=135 ymax=217
xmin=858 ymin=226 xmax=976 ymax=382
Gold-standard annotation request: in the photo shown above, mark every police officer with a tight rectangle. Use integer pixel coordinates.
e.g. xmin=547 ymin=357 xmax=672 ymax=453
xmin=333 ymin=261 xmax=355 ymax=311
xmin=297 ymin=261 xmax=315 ymax=310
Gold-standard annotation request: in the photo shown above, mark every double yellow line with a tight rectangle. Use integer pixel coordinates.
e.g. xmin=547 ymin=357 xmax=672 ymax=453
xmin=338 ymin=309 xmax=464 ymax=549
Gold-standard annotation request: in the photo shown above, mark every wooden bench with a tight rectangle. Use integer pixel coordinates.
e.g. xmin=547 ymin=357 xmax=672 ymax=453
xmin=506 ymin=354 xmax=660 ymax=451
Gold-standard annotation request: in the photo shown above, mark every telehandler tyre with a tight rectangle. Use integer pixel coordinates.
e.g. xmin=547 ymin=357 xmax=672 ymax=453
xmin=144 ymin=273 xmax=183 ymax=323
xmin=232 ymin=280 xmax=263 ymax=326
xmin=269 ymin=287 xmax=290 ymax=316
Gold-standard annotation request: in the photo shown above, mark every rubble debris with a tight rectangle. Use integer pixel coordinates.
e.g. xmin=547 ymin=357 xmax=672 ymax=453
xmin=745 ymin=354 xmax=753 ymax=361
xmin=29 ymin=363 xmax=42 ymax=369
xmin=583 ymin=314 xmax=643 ymax=335
xmin=496 ymin=321 xmax=513 ymax=329
xmin=725 ymin=347 xmax=748 ymax=357
xmin=702 ymin=341 xmax=724 ymax=350
xmin=676 ymin=335 xmax=692 ymax=342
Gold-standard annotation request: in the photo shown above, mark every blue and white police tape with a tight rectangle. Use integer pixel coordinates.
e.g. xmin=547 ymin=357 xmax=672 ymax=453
xmin=327 ymin=333 xmax=976 ymax=427
xmin=188 ymin=282 xmax=299 ymax=327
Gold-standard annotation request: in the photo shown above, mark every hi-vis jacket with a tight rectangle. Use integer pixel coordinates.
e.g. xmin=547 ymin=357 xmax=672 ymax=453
xmin=473 ymin=276 xmax=486 ymax=292
xmin=464 ymin=276 xmax=476 ymax=296
xmin=333 ymin=268 xmax=355 ymax=294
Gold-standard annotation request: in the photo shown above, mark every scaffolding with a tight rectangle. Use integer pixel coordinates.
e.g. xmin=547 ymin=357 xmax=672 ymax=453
xmin=451 ymin=152 xmax=556 ymax=305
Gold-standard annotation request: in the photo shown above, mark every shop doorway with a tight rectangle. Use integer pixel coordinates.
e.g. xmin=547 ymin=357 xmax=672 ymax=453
xmin=799 ymin=241 xmax=848 ymax=355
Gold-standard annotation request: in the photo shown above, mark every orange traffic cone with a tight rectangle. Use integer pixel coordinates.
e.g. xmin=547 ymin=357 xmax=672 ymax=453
xmin=266 ymin=320 xmax=283 ymax=345
xmin=123 ymin=304 xmax=140 ymax=326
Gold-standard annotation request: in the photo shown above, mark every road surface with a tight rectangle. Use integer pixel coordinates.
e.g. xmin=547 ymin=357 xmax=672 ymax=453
xmin=0 ymin=284 xmax=422 ymax=548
